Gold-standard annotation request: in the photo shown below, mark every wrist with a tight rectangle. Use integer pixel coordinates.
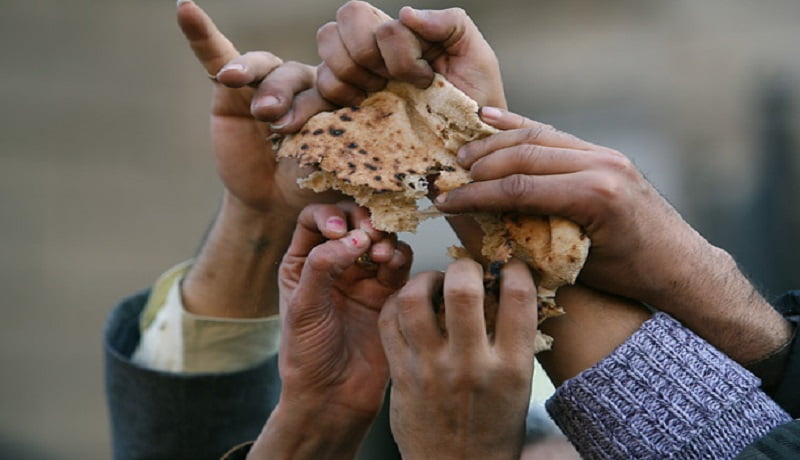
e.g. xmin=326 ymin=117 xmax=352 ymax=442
xmin=182 ymin=191 xmax=298 ymax=318
xmin=247 ymin=401 xmax=372 ymax=460
xmin=647 ymin=241 xmax=792 ymax=363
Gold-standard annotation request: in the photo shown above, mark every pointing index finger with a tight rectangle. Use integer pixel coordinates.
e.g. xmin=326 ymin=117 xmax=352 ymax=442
xmin=177 ymin=0 xmax=241 ymax=75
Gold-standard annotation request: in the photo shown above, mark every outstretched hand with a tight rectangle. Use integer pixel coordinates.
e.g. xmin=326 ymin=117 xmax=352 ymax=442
xmin=177 ymin=1 xmax=334 ymax=214
xmin=436 ymin=107 xmax=793 ymax=365
xmin=435 ymin=107 xmax=706 ymax=308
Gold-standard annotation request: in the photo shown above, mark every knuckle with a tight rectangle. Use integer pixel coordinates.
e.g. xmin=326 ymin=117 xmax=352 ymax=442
xmin=499 ymin=174 xmax=534 ymax=201
xmin=306 ymin=246 xmax=335 ymax=273
xmin=444 ymin=284 xmax=483 ymax=307
xmin=375 ymin=20 xmax=402 ymax=42
xmin=523 ymin=125 xmax=546 ymax=143
xmin=316 ymin=22 xmax=337 ymax=42
xmin=446 ymin=363 xmax=487 ymax=391
xmin=415 ymin=361 xmax=438 ymax=387
xmin=446 ymin=7 xmax=469 ymax=23
xmin=350 ymin=47 xmax=376 ymax=67
xmin=501 ymin=280 xmax=534 ymax=305
xmin=338 ymin=0 xmax=366 ymax=17
xmin=395 ymin=289 xmax=425 ymax=314
xmin=518 ymin=144 xmax=543 ymax=165
xmin=511 ymin=114 xmax=533 ymax=130
xmin=602 ymin=152 xmax=637 ymax=177
xmin=497 ymin=364 xmax=530 ymax=391
xmin=522 ymin=123 xmax=556 ymax=143
xmin=336 ymin=64 xmax=363 ymax=84
xmin=263 ymin=51 xmax=282 ymax=65
xmin=378 ymin=306 xmax=395 ymax=331
xmin=591 ymin=173 xmax=624 ymax=202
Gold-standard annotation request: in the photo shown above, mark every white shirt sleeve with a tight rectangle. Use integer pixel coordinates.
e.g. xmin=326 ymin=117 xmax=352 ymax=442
xmin=131 ymin=261 xmax=280 ymax=373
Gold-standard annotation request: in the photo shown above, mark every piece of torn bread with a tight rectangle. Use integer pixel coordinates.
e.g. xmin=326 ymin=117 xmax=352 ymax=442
xmin=276 ymin=74 xmax=491 ymax=233
xmin=276 ymin=74 xmax=590 ymax=352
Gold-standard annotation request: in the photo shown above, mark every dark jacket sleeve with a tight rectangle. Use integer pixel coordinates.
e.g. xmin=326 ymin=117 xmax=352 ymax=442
xmin=735 ymin=419 xmax=800 ymax=459
xmin=761 ymin=291 xmax=800 ymax=418
xmin=104 ymin=290 xmax=282 ymax=460
xmin=104 ymin=290 xmax=400 ymax=460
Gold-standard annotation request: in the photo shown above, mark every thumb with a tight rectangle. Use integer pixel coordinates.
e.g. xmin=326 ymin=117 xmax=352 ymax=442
xmin=292 ymin=229 xmax=371 ymax=311
xmin=176 ymin=0 xmax=241 ymax=75
xmin=398 ymin=6 xmax=477 ymax=54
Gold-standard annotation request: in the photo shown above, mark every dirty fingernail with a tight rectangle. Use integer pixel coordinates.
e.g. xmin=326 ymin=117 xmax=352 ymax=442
xmin=270 ymin=112 xmax=292 ymax=131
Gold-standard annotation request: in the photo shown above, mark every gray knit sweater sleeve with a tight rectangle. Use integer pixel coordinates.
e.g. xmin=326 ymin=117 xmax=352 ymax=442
xmin=546 ymin=313 xmax=791 ymax=459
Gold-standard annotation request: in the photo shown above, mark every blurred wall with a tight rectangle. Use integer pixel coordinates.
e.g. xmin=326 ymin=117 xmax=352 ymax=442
xmin=1 ymin=0 xmax=799 ymax=458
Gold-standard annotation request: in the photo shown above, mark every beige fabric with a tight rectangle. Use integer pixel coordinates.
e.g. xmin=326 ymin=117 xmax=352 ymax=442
xmin=132 ymin=262 xmax=280 ymax=373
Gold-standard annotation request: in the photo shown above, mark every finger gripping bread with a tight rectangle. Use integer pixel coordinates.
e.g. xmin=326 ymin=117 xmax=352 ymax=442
xmin=277 ymin=74 xmax=591 ymax=352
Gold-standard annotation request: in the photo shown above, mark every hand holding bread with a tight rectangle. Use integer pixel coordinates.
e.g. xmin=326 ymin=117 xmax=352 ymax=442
xmin=316 ymin=1 xmax=506 ymax=109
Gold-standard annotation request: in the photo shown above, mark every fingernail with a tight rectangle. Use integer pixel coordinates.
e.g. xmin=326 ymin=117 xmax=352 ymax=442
xmin=326 ymin=217 xmax=346 ymax=234
xmin=219 ymin=63 xmax=245 ymax=74
xmin=456 ymin=147 xmax=469 ymax=165
xmin=360 ymin=219 xmax=377 ymax=235
xmin=177 ymin=0 xmax=193 ymax=6
xmin=480 ymin=106 xmax=503 ymax=121
xmin=372 ymin=243 xmax=392 ymax=259
xmin=256 ymin=95 xmax=280 ymax=108
xmin=434 ymin=192 xmax=448 ymax=205
xmin=391 ymin=249 xmax=405 ymax=266
xmin=343 ymin=229 xmax=369 ymax=249
xmin=406 ymin=7 xmax=429 ymax=20
xmin=269 ymin=112 xmax=292 ymax=131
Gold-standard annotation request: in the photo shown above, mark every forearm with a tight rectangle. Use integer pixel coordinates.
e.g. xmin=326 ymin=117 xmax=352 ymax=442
xmin=649 ymin=240 xmax=792 ymax=364
xmin=537 ymin=284 xmax=651 ymax=386
xmin=183 ymin=192 xmax=298 ymax=318
xmin=247 ymin=403 xmax=371 ymax=460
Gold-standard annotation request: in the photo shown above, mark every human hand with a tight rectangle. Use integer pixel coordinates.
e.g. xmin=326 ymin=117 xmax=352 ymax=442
xmin=177 ymin=0 xmax=334 ymax=215
xmin=379 ymin=258 xmax=537 ymax=460
xmin=436 ymin=108 xmax=794 ymax=364
xmin=435 ymin=107 xmax=708 ymax=308
xmin=316 ymin=1 xmax=506 ymax=109
xmin=250 ymin=202 xmax=412 ymax=458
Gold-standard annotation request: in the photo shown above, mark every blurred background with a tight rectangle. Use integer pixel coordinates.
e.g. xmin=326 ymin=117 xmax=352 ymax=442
xmin=2 ymin=0 xmax=799 ymax=457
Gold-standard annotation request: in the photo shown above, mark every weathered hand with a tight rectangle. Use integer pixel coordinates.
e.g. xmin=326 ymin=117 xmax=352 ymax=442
xmin=316 ymin=1 xmax=506 ymax=109
xmin=379 ymin=258 xmax=537 ymax=460
xmin=436 ymin=107 xmax=792 ymax=364
xmin=177 ymin=1 xmax=333 ymax=214
xmin=276 ymin=202 xmax=412 ymax=422
xmin=436 ymin=107 xmax=706 ymax=308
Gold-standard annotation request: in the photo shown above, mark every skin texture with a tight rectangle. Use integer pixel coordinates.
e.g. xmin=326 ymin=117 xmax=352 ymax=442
xmin=316 ymin=1 xmax=507 ymax=109
xmin=539 ymin=285 xmax=652 ymax=387
xmin=379 ymin=259 xmax=538 ymax=460
xmin=248 ymin=203 xmax=412 ymax=459
xmin=176 ymin=0 xmax=335 ymax=319
xmin=317 ymin=2 xmax=791 ymax=365
xmin=437 ymin=107 xmax=792 ymax=365
xmin=173 ymin=1 xmax=791 ymax=457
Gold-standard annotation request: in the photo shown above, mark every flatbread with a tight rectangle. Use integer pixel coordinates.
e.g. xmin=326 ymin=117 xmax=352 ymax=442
xmin=277 ymin=73 xmax=591 ymax=352
xmin=277 ymin=74 xmax=495 ymax=233
xmin=503 ymin=214 xmax=590 ymax=296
